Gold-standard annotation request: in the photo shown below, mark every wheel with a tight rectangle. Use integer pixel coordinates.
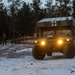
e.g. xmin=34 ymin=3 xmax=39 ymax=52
xmin=63 ymin=44 xmax=74 ymax=58
xmin=47 ymin=50 xmax=52 ymax=56
xmin=32 ymin=46 xmax=45 ymax=60
xmin=47 ymin=52 xmax=52 ymax=56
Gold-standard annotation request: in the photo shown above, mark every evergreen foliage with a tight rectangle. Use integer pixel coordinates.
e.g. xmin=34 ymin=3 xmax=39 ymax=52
xmin=0 ymin=0 xmax=74 ymax=39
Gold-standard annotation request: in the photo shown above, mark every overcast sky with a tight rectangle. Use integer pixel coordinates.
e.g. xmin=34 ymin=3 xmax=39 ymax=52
xmin=25 ymin=0 xmax=55 ymax=7
xmin=25 ymin=0 xmax=32 ymax=3
xmin=2 ymin=0 xmax=55 ymax=8
xmin=2 ymin=0 xmax=46 ymax=7
xmin=25 ymin=0 xmax=46 ymax=7
xmin=25 ymin=0 xmax=45 ymax=3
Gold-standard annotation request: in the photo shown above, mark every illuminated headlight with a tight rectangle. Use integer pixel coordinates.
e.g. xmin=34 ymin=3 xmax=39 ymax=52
xmin=66 ymin=39 xmax=70 ymax=41
xmin=41 ymin=41 xmax=45 ymax=46
xmin=58 ymin=40 xmax=63 ymax=44
xmin=34 ymin=40 xmax=37 ymax=43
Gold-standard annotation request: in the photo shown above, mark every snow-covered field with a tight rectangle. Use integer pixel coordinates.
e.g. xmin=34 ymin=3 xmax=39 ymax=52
xmin=0 ymin=44 xmax=75 ymax=75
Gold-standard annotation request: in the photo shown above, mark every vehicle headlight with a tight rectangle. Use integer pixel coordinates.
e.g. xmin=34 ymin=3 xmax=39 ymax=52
xmin=41 ymin=41 xmax=45 ymax=46
xmin=66 ymin=39 xmax=70 ymax=41
xmin=34 ymin=40 xmax=37 ymax=43
xmin=58 ymin=40 xmax=63 ymax=44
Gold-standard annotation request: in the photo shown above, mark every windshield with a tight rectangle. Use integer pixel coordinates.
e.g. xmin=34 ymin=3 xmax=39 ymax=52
xmin=43 ymin=31 xmax=55 ymax=38
xmin=56 ymin=30 xmax=72 ymax=37
xmin=42 ymin=30 xmax=72 ymax=38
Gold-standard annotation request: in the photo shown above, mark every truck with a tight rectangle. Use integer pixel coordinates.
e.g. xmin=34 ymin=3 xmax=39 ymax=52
xmin=32 ymin=16 xmax=75 ymax=60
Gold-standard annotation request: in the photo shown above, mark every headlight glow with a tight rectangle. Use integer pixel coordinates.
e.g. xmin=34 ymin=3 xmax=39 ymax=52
xmin=34 ymin=40 xmax=37 ymax=43
xmin=58 ymin=40 xmax=63 ymax=44
xmin=66 ymin=39 xmax=70 ymax=41
xmin=41 ymin=41 xmax=45 ymax=45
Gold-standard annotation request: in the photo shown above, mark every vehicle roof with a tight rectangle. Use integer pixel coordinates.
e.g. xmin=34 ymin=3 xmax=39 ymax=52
xmin=38 ymin=16 xmax=73 ymax=23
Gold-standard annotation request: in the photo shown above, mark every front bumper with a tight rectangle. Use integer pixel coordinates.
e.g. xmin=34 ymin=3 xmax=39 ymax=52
xmin=34 ymin=40 xmax=73 ymax=52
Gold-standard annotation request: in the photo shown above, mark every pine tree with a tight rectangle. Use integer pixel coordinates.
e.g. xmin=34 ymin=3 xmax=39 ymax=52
xmin=0 ymin=3 xmax=8 ymax=37
xmin=8 ymin=0 xmax=25 ymax=38
xmin=31 ymin=0 xmax=42 ymax=22
xmin=73 ymin=0 xmax=75 ymax=18
xmin=17 ymin=2 xmax=32 ymax=35
xmin=45 ymin=0 xmax=53 ymax=17
xmin=59 ymin=0 xmax=72 ymax=16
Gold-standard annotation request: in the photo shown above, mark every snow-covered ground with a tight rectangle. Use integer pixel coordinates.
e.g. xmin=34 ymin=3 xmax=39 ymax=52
xmin=0 ymin=44 xmax=75 ymax=75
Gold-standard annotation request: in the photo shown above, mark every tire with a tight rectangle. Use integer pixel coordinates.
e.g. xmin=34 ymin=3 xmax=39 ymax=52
xmin=63 ymin=44 xmax=74 ymax=58
xmin=47 ymin=50 xmax=52 ymax=56
xmin=32 ymin=46 xmax=45 ymax=60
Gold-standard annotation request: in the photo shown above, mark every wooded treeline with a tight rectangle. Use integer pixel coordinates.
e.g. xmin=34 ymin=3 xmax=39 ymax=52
xmin=0 ymin=0 xmax=75 ymax=39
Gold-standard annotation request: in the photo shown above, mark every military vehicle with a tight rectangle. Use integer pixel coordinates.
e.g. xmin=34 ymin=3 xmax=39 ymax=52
xmin=32 ymin=16 xmax=75 ymax=60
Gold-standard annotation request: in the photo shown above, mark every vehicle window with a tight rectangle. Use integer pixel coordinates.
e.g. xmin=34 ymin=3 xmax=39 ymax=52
xmin=43 ymin=31 xmax=55 ymax=38
xmin=56 ymin=30 xmax=72 ymax=37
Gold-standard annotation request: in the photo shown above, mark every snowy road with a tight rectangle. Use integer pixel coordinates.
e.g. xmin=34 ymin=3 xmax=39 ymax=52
xmin=0 ymin=44 xmax=75 ymax=75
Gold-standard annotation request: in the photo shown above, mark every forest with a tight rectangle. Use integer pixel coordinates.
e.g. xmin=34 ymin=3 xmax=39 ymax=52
xmin=0 ymin=0 xmax=75 ymax=39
